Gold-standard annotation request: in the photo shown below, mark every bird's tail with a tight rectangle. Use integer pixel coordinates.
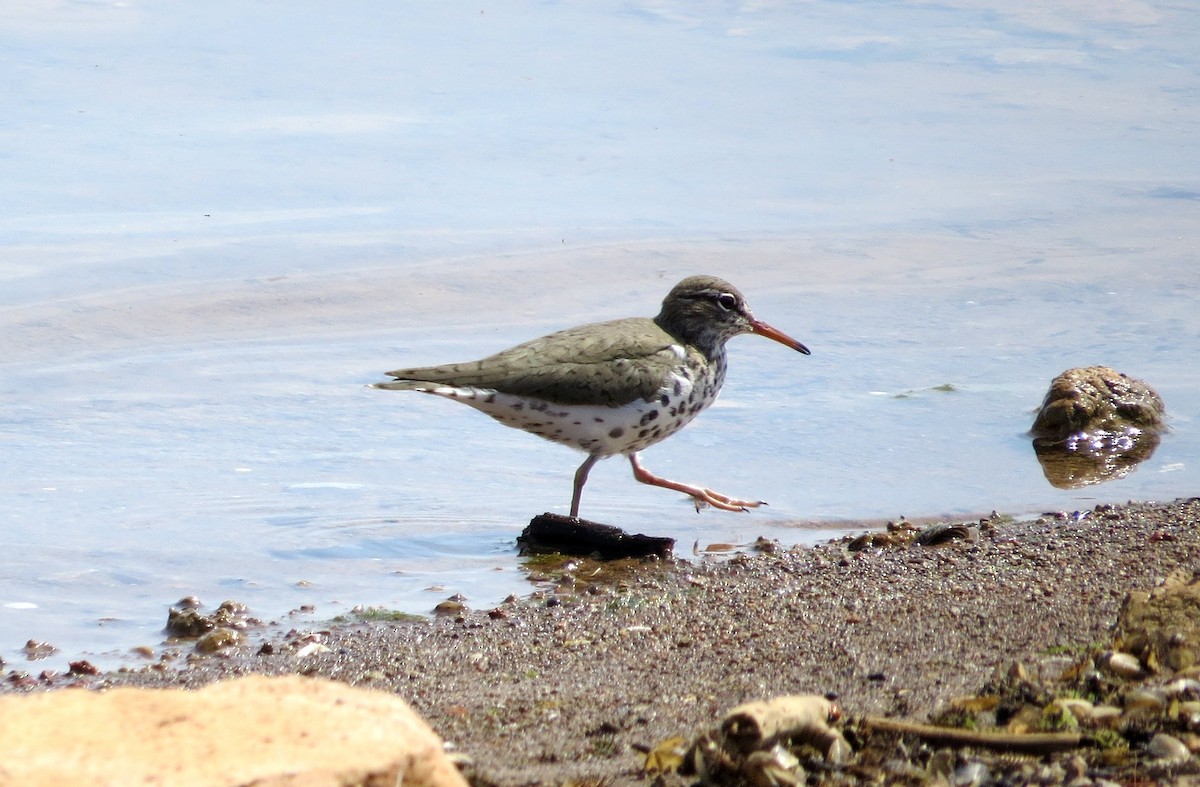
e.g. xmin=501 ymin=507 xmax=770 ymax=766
xmin=370 ymin=379 xmax=431 ymax=391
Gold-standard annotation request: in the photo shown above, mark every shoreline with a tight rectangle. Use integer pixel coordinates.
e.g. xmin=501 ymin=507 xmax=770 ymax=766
xmin=7 ymin=496 xmax=1198 ymax=784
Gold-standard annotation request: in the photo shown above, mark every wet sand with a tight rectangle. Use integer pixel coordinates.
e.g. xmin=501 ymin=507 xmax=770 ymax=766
xmin=15 ymin=496 xmax=1195 ymax=785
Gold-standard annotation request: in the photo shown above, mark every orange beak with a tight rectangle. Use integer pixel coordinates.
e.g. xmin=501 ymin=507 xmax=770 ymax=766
xmin=750 ymin=317 xmax=810 ymax=355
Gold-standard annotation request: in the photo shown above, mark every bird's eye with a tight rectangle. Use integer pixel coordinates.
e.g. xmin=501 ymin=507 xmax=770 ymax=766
xmin=715 ymin=292 xmax=737 ymax=311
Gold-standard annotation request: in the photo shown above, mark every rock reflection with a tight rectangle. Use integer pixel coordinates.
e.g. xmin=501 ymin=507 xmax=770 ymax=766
xmin=1033 ymin=428 xmax=1162 ymax=489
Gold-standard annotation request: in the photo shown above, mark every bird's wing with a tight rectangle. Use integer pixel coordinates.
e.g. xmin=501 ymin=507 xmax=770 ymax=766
xmin=379 ymin=318 xmax=682 ymax=407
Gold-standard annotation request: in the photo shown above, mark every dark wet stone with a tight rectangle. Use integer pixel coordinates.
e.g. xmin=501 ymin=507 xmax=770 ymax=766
xmin=915 ymin=522 xmax=974 ymax=547
xmin=166 ymin=599 xmax=254 ymax=639
xmin=195 ymin=628 xmax=242 ymax=654
xmin=432 ymin=599 xmax=466 ymax=616
xmin=67 ymin=660 xmax=100 ymax=676
xmin=166 ymin=608 xmax=215 ymax=638
xmin=519 ymin=513 xmax=674 ymax=560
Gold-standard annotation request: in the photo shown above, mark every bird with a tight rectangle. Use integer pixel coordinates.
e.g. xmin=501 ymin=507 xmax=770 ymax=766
xmin=372 ymin=275 xmax=810 ymax=517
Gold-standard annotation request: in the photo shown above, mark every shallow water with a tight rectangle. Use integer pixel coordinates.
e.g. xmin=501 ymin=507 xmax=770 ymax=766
xmin=2 ymin=1 xmax=1199 ymax=669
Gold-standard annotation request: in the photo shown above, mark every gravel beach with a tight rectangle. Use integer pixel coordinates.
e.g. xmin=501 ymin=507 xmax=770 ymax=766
xmin=8 ymin=498 xmax=1200 ymax=785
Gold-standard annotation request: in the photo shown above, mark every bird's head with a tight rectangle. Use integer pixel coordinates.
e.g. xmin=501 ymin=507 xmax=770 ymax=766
xmin=654 ymin=275 xmax=810 ymax=359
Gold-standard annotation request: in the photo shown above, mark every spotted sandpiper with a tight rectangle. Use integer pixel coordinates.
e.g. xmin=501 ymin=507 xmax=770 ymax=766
xmin=373 ymin=275 xmax=810 ymax=517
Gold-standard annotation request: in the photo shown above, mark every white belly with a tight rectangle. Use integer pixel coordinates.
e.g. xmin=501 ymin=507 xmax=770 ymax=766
xmin=411 ymin=367 xmax=720 ymax=457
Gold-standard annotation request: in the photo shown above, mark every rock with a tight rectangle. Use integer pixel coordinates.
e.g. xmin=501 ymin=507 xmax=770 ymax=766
xmin=718 ymin=695 xmax=844 ymax=756
xmin=1030 ymin=366 xmax=1165 ymax=488
xmin=915 ymin=522 xmax=975 ymax=547
xmin=1099 ymin=651 xmax=1147 ymax=681
xmin=1116 ymin=570 xmax=1200 ymax=673
xmin=519 ymin=512 xmax=675 ymax=559
xmin=680 ymin=695 xmax=848 ymax=782
xmin=166 ymin=599 xmax=254 ymax=639
xmin=166 ymin=606 xmax=214 ymax=637
xmin=1147 ymin=732 xmax=1191 ymax=765
xmin=195 ymin=627 xmax=243 ymax=654
xmin=0 ymin=674 xmax=468 ymax=786
xmin=1031 ymin=366 xmax=1164 ymax=439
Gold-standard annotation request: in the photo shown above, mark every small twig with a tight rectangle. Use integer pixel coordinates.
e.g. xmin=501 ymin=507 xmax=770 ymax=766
xmin=862 ymin=716 xmax=1084 ymax=755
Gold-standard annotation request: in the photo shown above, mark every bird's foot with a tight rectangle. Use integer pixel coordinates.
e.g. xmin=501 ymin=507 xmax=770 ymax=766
xmin=688 ymin=487 xmax=766 ymax=513
xmin=628 ymin=454 xmax=765 ymax=514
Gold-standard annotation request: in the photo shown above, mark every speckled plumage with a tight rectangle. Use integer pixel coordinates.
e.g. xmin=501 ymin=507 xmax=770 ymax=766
xmin=373 ymin=275 xmax=809 ymax=516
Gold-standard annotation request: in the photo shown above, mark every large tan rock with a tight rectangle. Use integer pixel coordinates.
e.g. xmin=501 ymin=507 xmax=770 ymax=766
xmin=1116 ymin=569 xmax=1200 ymax=673
xmin=0 ymin=674 xmax=468 ymax=787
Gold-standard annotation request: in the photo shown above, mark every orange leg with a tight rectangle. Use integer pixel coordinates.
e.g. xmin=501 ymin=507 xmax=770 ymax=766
xmin=628 ymin=453 xmax=764 ymax=512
